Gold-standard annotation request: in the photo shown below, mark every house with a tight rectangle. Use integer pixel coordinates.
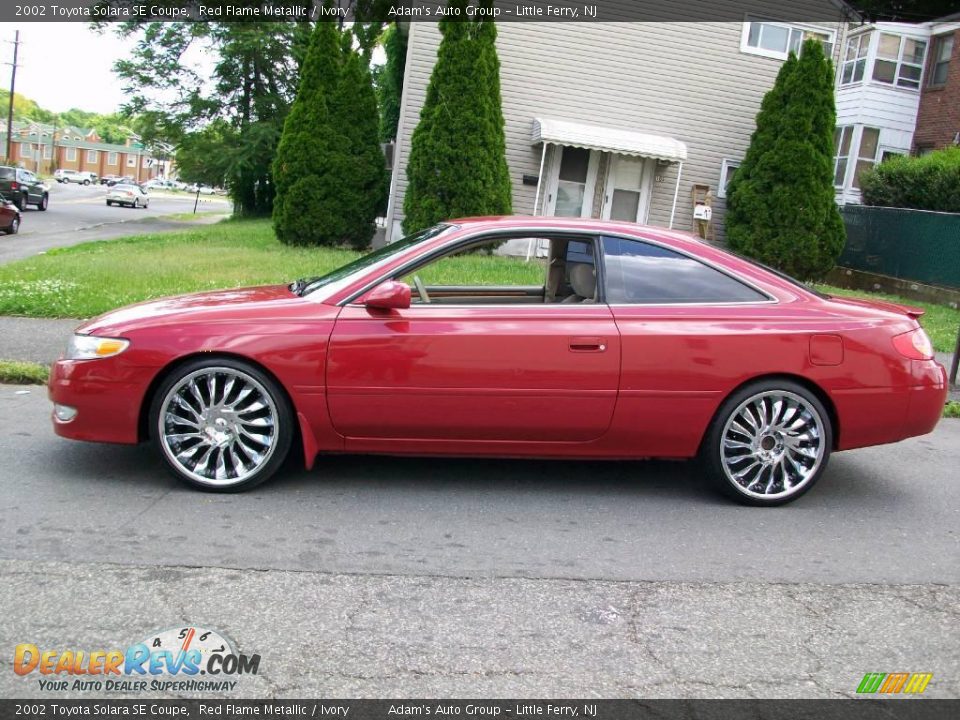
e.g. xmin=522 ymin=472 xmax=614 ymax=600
xmin=913 ymin=14 xmax=960 ymax=153
xmin=384 ymin=8 xmax=849 ymax=244
xmin=833 ymin=13 xmax=960 ymax=203
xmin=0 ymin=121 xmax=174 ymax=181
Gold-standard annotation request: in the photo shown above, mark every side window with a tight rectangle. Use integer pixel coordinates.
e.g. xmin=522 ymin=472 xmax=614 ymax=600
xmin=398 ymin=236 xmax=549 ymax=304
xmin=602 ymin=236 xmax=768 ymax=304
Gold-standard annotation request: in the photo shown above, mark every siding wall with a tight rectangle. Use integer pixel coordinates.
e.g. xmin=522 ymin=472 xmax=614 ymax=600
xmin=388 ymin=14 xmax=846 ymax=243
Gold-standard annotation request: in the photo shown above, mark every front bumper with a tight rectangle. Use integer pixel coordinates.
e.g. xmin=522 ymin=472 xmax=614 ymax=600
xmin=48 ymin=358 xmax=150 ymax=444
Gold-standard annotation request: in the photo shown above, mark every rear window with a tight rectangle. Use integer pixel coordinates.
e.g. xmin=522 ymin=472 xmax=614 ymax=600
xmin=602 ymin=236 xmax=769 ymax=304
xmin=0 ymin=168 xmax=14 ymax=180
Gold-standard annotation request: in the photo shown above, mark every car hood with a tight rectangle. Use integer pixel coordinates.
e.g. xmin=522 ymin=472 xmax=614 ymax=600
xmin=78 ymin=284 xmax=308 ymax=336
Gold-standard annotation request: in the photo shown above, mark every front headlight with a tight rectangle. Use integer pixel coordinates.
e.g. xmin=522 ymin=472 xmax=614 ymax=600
xmin=66 ymin=334 xmax=130 ymax=360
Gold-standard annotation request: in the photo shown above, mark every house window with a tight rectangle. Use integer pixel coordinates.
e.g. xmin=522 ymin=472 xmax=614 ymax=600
xmin=65 ymin=147 xmax=77 ymax=161
xmin=873 ymin=34 xmax=926 ymax=89
xmin=86 ymin=149 xmax=97 ymax=163
xmin=43 ymin=144 xmax=52 ymax=159
xmin=742 ymin=20 xmax=834 ymax=61
xmin=833 ymin=126 xmax=854 ymax=187
xmin=20 ymin=142 xmax=31 ymax=155
xmin=108 ymin=151 xmax=118 ymax=165
xmin=929 ymin=34 xmax=954 ymax=87
xmin=126 ymin=155 xmax=137 ymax=167
xmin=718 ymin=159 xmax=740 ymax=198
xmin=841 ymin=32 xmax=870 ymax=84
xmin=881 ymin=150 xmax=904 ymax=163
xmin=852 ymin=127 xmax=881 ymax=189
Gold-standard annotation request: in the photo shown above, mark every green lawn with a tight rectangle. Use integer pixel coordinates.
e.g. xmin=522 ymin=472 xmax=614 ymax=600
xmin=0 ymin=219 xmax=360 ymax=318
xmin=0 ymin=360 xmax=49 ymax=385
xmin=0 ymin=218 xmax=956 ymax=353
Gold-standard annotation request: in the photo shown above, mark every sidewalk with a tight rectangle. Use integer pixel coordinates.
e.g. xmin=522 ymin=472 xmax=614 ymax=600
xmin=2 ymin=315 xmax=957 ymax=401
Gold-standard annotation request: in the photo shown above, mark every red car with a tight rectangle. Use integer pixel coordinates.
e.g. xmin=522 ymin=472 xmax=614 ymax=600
xmin=0 ymin=196 xmax=21 ymax=234
xmin=48 ymin=217 xmax=947 ymax=505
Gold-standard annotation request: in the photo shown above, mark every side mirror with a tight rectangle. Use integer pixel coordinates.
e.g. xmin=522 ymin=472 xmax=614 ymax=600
xmin=364 ymin=281 xmax=411 ymax=311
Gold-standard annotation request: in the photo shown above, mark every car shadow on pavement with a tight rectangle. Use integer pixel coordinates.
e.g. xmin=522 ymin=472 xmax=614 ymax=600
xmin=43 ymin=438 xmax=902 ymax=509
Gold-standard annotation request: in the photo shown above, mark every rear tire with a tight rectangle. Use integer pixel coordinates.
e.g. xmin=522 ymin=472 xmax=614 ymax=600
xmin=700 ymin=379 xmax=832 ymax=506
xmin=149 ymin=357 xmax=294 ymax=492
xmin=15 ymin=194 xmax=26 ymax=211
xmin=106 ymin=200 xmax=113 ymax=206
xmin=83 ymin=179 xmax=90 ymax=186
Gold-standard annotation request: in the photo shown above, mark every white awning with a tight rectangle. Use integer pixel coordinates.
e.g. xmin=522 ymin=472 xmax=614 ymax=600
xmin=531 ymin=117 xmax=687 ymax=163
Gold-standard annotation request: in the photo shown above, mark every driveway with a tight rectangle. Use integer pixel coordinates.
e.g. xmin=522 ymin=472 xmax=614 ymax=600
xmin=0 ymin=181 xmax=230 ymax=264
xmin=0 ymin=384 xmax=957 ymax=698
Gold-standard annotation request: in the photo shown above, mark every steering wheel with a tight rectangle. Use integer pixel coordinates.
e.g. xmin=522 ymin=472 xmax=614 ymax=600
xmin=413 ymin=274 xmax=431 ymax=304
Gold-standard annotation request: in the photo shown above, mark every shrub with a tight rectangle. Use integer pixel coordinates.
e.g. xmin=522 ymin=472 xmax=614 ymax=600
xmin=860 ymin=147 xmax=960 ymax=212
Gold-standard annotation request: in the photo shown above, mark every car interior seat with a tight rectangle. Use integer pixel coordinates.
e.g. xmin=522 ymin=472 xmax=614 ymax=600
xmin=562 ymin=263 xmax=597 ymax=303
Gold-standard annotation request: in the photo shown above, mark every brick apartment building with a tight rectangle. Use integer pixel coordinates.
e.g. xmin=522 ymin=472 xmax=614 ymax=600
xmin=0 ymin=121 xmax=174 ymax=181
xmin=913 ymin=16 xmax=960 ymax=153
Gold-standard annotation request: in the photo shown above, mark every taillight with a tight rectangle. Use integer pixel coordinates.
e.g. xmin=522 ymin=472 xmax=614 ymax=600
xmin=10 ymin=182 xmax=17 ymax=190
xmin=892 ymin=328 xmax=934 ymax=360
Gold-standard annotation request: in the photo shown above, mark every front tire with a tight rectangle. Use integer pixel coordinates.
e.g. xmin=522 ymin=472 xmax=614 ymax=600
xmin=38 ymin=193 xmax=48 ymax=211
xmin=6 ymin=216 xmax=19 ymax=234
xmin=83 ymin=179 xmax=90 ymax=186
xmin=150 ymin=358 xmax=294 ymax=492
xmin=700 ymin=380 xmax=832 ymax=506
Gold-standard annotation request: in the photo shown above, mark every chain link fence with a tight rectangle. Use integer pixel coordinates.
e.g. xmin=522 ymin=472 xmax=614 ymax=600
xmin=839 ymin=206 xmax=960 ymax=290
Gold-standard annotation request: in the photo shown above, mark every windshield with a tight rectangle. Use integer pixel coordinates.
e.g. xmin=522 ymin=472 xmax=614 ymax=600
xmin=300 ymin=224 xmax=453 ymax=296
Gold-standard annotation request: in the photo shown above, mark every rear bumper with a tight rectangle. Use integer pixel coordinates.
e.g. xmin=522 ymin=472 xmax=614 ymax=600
xmin=48 ymin=358 xmax=150 ymax=445
xmin=833 ymin=361 xmax=948 ymax=451
xmin=901 ymin=360 xmax=949 ymax=440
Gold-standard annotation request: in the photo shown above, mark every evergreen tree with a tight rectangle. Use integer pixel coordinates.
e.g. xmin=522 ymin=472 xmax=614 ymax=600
xmin=403 ymin=0 xmax=512 ymax=232
xmin=726 ymin=40 xmax=845 ymax=280
xmin=273 ymin=23 xmax=387 ymax=248
xmin=329 ymin=45 xmax=390 ymax=249
xmin=272 ymin=21 xmax=345 ymax=245
xmin=378 ymin=24 xmax=408 ymax=142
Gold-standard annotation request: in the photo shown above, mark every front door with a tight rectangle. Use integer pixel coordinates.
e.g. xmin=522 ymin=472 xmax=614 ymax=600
xmin=547 ymin=146 xmax=600 ymax=218
xmin=325 ymin=234 xmax=620 ymax=444
xmin=601 ymin=155 xmax=654 ymax=224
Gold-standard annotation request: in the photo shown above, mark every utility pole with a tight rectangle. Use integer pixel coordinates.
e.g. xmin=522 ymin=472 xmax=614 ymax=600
xmin=5 ymin=31 xmax=20 ymax=163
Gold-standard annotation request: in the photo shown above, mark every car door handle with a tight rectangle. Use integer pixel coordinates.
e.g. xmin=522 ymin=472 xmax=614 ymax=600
xmin=569 ymin=337 xmax=607 ymax=352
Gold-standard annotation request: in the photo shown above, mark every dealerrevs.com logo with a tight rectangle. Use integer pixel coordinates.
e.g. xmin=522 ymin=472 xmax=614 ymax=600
xmin=14 ymin=626 xmax=260 ymax=693
xmin=856 ymin=672 xmax=933 ymax=695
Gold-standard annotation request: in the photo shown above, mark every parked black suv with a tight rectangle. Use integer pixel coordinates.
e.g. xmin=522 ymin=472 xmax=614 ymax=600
xmin=0 ymin=166 xmax=49 ymax=211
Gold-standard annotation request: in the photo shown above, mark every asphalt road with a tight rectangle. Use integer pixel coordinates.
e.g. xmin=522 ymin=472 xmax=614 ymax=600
xmin=1 ymin=384 xmax=958 ymax=698
xmin=0 ymin=181 xmax=230 ymax=264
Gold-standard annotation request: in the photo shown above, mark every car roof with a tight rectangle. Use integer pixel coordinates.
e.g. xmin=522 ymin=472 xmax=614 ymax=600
xmin=446 ymin=215 xmax=710 ymax=253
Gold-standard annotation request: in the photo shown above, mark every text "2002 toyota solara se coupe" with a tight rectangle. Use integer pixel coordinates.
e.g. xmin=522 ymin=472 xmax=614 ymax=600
xmin=49 ymin=217 xmax=947 ymax=505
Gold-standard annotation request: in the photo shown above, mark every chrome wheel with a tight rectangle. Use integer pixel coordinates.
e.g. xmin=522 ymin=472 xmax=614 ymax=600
xmin=720 ymin=390 xmax=825 ymax=501
xmin=158 ymin=367 xmax=280 ymax=487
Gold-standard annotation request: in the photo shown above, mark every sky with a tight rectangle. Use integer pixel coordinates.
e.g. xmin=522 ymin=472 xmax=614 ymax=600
xmin=0 ymin=23 xmax=139 ymax=114
xmin=0 ymin=22 xmax=386 ymax=117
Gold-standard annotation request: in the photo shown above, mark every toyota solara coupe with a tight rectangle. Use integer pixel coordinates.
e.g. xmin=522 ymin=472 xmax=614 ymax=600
xmin=48 ymin=217 xmax=947 ymax=505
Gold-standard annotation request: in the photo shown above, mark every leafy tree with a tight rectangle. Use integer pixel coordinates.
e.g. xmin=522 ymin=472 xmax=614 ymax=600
xmin=726 ymin=39 xmax=845 ymax=281
xmin=105 ymin=14 xmax=312 ymax=216
xmin=403 ymin=0 xmax=512 ymax=233
xmin=860 ymin=147 xmax=960 ymax=212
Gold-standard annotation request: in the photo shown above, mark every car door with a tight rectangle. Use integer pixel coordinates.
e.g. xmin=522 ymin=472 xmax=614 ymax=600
xmin=325 ymin=234 xmax=621 ymax=443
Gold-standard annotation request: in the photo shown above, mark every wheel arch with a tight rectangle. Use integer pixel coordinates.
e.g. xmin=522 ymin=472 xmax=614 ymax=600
xmin=702 ymin=373 xmax=840 ymax=452
xmin=137 ymin=351 xmax=309 ymax=464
